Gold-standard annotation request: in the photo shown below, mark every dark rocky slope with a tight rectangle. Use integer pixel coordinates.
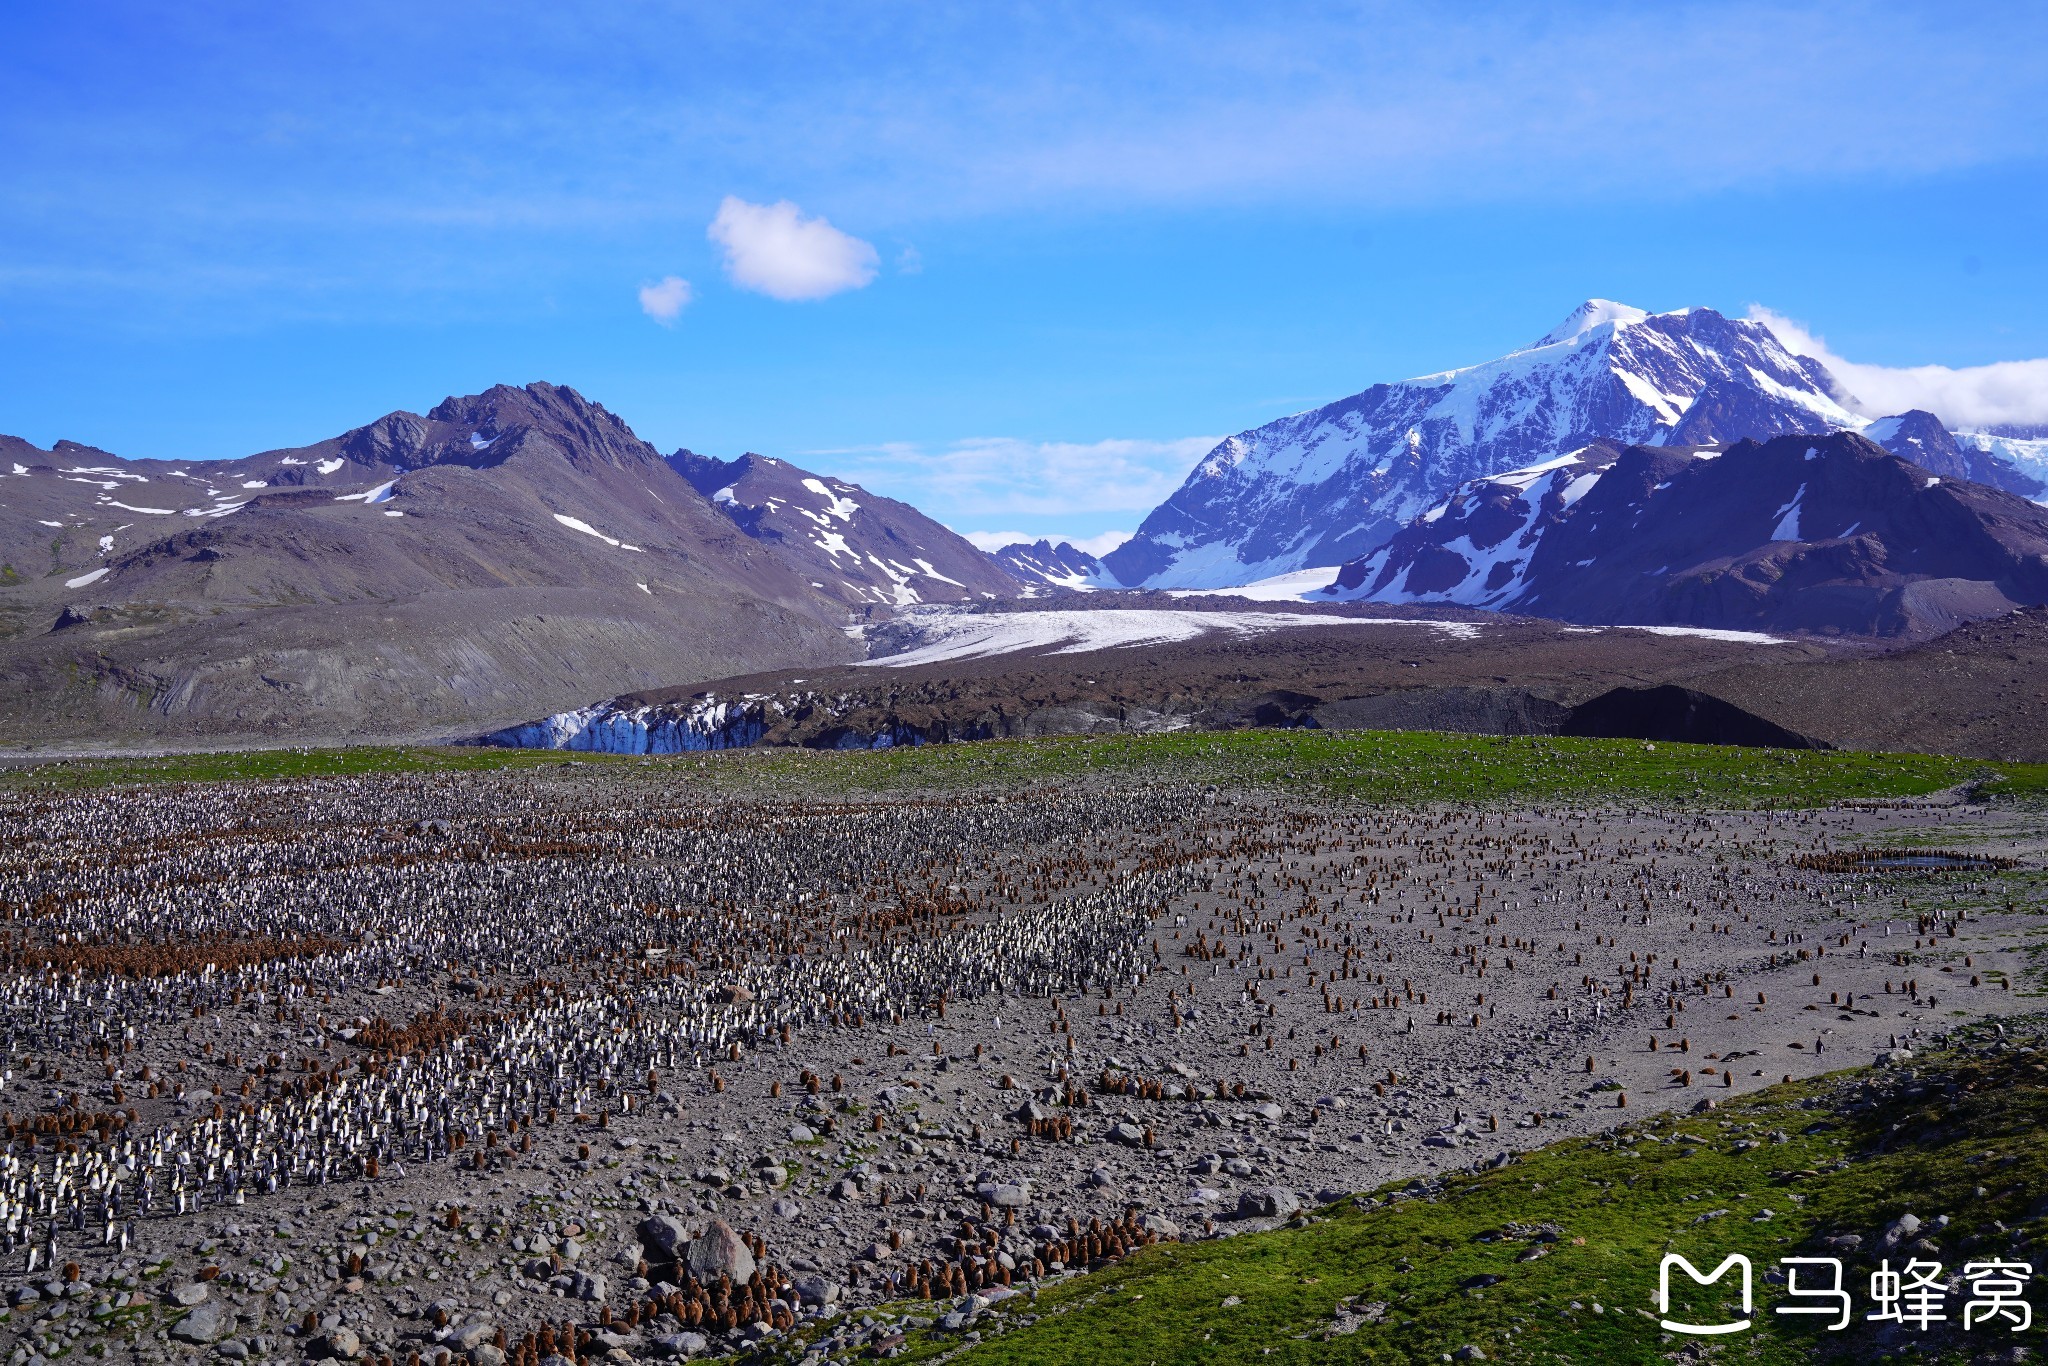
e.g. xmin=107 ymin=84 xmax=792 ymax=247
xmin=1329 ymin=430 xmax=2048 ymax=639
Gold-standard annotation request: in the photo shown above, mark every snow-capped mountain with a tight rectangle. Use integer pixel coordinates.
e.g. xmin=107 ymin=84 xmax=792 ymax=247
xmin=1100 ymin=301 xmax=2035 ymax=588
xmin=1324 ymin=429 xmax=2048 ymax=639
xmin=990 ymin=538 xmax=1109 ymax=591
xmin=669 ymin=450 xmax=1017 ymax=610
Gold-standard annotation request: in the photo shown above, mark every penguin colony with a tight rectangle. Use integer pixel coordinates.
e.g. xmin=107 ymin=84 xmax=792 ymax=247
xmin=0 ymin=761 xmax=2032 ymax=1364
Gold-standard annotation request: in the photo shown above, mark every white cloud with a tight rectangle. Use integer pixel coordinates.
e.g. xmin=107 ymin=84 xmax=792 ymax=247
xmin=808 ymin=434 xmax=1216 ymax=523
xmin=637 ymin=274 xmax=692 ymax=323
xmin=707 ymin=196 xmax=878 ymax=301
xmin=1749 ymin=306 xmax=2048 ymax=429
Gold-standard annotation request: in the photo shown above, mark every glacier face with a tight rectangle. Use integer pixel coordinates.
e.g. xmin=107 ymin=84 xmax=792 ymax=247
xmin=482 ymin=694 xmax=776 ymax=754
xmin=1100 ymin=302 xmax=1863 ymax=589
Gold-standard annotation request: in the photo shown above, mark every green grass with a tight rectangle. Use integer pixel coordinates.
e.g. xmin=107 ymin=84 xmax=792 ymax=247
xmin=827 ymin=1020 xmax=2048 ymax=1365
xmin=738 ymin=729 xmax=2047 ymax=809
xmin=6 ymin=729 xmax=2046 ymax=809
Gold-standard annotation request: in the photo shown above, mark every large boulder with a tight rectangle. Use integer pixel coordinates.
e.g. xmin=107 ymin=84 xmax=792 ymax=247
xmin=685 ymin=1219 xmax=756 ymax=1285
xmin=1236 ymin=1187 xmax=1302 ymax=1220
xmin=447 ymin=1321 xmax=496 ymax=1350
xmin=323 ymin=1328 xmax=365 ymax=1359
xmin=977 ymin=1181 xmax=1029 ymax=1209
xmin=792 ymin=1274 xmax=841 ymax=1307
xmin=638 ymin=1213 xmax=689 ymax=1259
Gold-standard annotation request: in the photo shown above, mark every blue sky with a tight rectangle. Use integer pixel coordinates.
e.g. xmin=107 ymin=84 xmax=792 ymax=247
xmin=4 ymin=2 xmax=2047 ymax=549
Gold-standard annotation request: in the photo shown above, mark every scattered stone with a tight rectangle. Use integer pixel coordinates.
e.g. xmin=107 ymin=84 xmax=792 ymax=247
xmin=170 ymin=1301 xmax=229 ymax=1345
xmin=1237 ymin=1187 xmax=1302 ymax=1220
xmin=653 ymin=1332 xmax=709 ymax=1357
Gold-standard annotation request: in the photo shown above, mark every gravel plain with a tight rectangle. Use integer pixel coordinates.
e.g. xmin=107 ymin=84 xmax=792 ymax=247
xmin=0 ymin=762 xmax=2036 ymax=1365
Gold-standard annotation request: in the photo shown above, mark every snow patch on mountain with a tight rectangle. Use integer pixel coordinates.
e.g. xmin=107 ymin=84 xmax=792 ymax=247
xmin=800 ymin=477 xmax=859 ymax=521
xmin=1769 ymin=484 xmax=1806 ymax=541
xmin=553 ymin=513 xmax=644 ymax=551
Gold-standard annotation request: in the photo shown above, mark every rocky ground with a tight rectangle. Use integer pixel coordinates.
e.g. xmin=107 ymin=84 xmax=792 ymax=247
xmin=0 ymin=756 xmax=2038 ymax=1366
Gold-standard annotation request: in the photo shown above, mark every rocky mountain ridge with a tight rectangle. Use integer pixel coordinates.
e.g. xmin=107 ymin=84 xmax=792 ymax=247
xmin=0 ymin=383 xmax=1006 ymax=742
xmin=1324 ymin=429 xmax=2048 ymax=639
xmin=988 ymin=539 xmax=1109 ymax=591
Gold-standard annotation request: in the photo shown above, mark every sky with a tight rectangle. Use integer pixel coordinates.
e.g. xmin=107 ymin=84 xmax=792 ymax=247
xmin=4 ymin=2 xmax=2047 ymax=551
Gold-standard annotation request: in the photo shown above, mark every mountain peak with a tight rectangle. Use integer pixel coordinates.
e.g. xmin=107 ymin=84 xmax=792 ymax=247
xmin=992 ymin=538 xmax=1106 ymax=591
xmin=1531 ymin=299 xmax=1650 ymax=349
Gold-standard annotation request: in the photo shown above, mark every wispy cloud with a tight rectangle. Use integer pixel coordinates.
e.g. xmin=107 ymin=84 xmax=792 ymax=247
xmin=810 ymin=434 xmax=1217 ymax=524
xmin=636 ymin=275 xmax=691 ymax=324
xmin=1750 ymin=306 xmax=2048 ymax=428
xmin=707 ymin=196 xmax=877 ymax=301
xmin=7 ymin=5 xmax=2044 ymax=323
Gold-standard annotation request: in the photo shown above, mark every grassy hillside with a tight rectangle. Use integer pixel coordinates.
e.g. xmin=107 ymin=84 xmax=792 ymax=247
xmin=787 ymin=1019 xmax=2048 ymax=1365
